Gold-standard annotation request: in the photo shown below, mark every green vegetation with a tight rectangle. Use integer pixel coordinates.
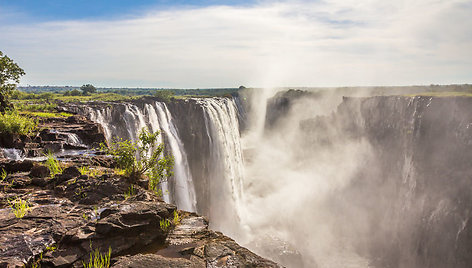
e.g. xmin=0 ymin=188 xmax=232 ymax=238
xmin=101 ymin=128 xmax=174 ymax=194
xmin=79 ymin=166 xmax=89 ymax=175
xmin=154 ymin=90 xmax=175 ymax=102
xmin=83 ymin=247 xmax=112 ymax=268
xmin=14 ymin=102 xmax=57 ymax=112
xmin=0 ymin=111 xmax=38 ymax=135
xmin=12 ymin=92 xmax=134 ymax=103
xmin=78 ymin=167 xmax=105 ymax=178
xmin=20 ymin=111 xmax=73 ymax=118
xmin=80 ymin=84 xmax=97 ymax=95
xmin=9 ymin=197 xmax=30 ymax=218
xmin=173 ymin=210 xmax=180 ymax=225
xmin=0 ymin=169 xmax=6 ymax=182
xmin=0 ymin=51 xmax=25 ymax=101
xmin=45 ymin=152 xmax=63 ymax=177
xmin=160 ymin=218 xmax=171 ymax=232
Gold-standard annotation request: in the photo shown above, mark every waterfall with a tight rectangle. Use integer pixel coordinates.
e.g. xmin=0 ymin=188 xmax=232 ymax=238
xmin=145 ymin=102 xmax=197 ymax=212
xmin=197 ymin=97 xmax=245 ymax=238
xmin=66 ymin=133 xmax=83 ymax=146
xmin=86 ymin=101 xmax=197 ymax=212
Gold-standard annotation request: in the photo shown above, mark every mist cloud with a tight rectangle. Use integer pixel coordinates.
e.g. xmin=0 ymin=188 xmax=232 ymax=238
xmin=0 ymin=0 xmax=470 ymax=87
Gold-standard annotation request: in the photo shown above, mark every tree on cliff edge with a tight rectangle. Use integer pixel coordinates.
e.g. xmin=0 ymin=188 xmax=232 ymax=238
xmin=0 ymin=51 xmax=25 ymax=111
xmin=80 ymin=84 xmax=97 ymax=95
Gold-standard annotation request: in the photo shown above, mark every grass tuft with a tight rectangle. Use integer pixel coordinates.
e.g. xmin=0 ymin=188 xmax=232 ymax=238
xmin=83 ymin=247 xmax=112 ymax=268
xmin=9 ymin=197 xmax=30 ymax=218
xmin=45 ymin=152 xmax=63 ymax=177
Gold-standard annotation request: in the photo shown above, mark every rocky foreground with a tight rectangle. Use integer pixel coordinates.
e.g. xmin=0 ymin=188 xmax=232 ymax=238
xmin=0 ymin=115 xmax=280 ymax=267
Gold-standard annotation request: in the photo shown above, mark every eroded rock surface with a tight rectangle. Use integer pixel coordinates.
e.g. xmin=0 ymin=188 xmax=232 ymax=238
xmin=0 ymin=112 xmax=280 ymax=267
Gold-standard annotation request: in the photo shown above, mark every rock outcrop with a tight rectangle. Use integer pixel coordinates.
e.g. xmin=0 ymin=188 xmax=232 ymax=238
xmin=0 ymin=107 xmax=280 ymax=268
xmin=0 ymin=115 xmax=106 ymax=159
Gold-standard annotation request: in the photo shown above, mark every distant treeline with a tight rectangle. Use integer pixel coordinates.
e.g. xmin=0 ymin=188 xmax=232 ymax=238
xmin=17 ymin=86 xmax=242 ymax=97
xmin=17 ymin=84 xmax=472 ymax=98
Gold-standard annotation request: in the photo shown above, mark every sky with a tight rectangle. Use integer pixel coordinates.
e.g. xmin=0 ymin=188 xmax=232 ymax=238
xmin=0 ymin=0 xmax=471 ymax=88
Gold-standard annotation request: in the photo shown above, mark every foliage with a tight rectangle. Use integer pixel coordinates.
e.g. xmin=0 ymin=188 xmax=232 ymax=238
xmin=154 ymin=90 xmax=175 ymax=102
xmin=81 ymin=84 xmax=97 ymax=95
xmin=9 ymin=197 xmax=30 ymax=218
xmin=101 ymin=128 xmax=174 ymax=193
xmin=173 ymin=210 xmax=181 ymax=225
xmin=21 ymin=111 xmax=73 ymax=118
xmin=113 ymin=168 xmax=126 ymax=176
xmin=0 ymin=168 xmax=6 ymax=182
xmin=0 ymin=51 xmax=25 ymax=99
xmin=14 ymin=102 xmax=57 ymax=112
xmin=79 ymin=166 xmax=89 ymax=175
xmin=45 ymin=152 xmax=63 ymax=177
xmin=160 ymin=218 xmax=171 ymax=232
xmin=63 ymin=89 xmax=82 ymax=96
xmin=0 ymin=111 xmax=37 ymax=135
xmin=83 ymin=247 xmax=112 ymax=268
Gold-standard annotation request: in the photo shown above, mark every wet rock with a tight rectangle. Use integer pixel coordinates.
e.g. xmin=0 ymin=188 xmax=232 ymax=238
xmin=52 ymin=166 xmax=81 ymax=185
xmin=31 ymin=177 xmax=48 ymax=187
xmin=0 ymin=160 xmax=34 ymax=173
xmin=30 ymin=165 xmax=50 ymax=178
xmin=42 ymin=141 xmax=63 ymax=153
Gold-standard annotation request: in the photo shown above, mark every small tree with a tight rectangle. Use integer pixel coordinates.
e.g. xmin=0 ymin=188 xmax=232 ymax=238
xmin=102 ymin=128 xmax=174 ymax=194
xmin=154 ymin=90 xmax=175 ymax=102
xmin=80 ymin=84 xmax=97 ymax=95
xmin=0 ymin=51 xmax=25 ymax=110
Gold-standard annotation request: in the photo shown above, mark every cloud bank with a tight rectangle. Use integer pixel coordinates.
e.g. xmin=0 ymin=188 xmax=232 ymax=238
xmin=0 ymin=0 xmax=471 ymax=87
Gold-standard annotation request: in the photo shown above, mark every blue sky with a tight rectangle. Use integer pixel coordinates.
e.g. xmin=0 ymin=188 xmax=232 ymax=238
xmin=0 ymin=0 xmax=471 ymax=88
xmin=0 ymin=0 xmax=256 ymax=21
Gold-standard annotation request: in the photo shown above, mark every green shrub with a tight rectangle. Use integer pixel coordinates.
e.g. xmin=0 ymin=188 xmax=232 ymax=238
xmin=45 ymin=152 xmax=63 ymax=177
xmin=101 ymin=128 xmax=174 ymax=194
xmin=154 ymin=90 xmax=175 ymax=102
xmin=0 ymin=111 xmax=37 ymax=135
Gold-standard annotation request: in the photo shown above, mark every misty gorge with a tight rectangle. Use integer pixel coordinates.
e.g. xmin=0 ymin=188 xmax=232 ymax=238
xmin=62 ymin=87 xmax=472 ymax=268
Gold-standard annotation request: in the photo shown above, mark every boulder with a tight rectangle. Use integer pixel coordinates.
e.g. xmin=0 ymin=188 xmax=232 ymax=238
xmin=30 ymin=165 xmax=50 ymax=178
xmin=0 ymin=160 xmax=34 ymax=173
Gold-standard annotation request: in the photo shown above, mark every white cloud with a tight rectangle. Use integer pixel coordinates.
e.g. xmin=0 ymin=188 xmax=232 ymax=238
xmin=0 ymin=0 xmax=471 ymax=87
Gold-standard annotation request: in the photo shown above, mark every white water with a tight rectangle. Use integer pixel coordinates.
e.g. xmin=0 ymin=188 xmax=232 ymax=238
xmin=197 ymin=98 xmax=247 ymax=238
xmin=146 ymin=102 xmax=197 ymax=212
xmin=193 ymin=91 xmax=373 ymax=268
xmin=87 ymin=102 xmax=197 ymax=213
xmin=66 ymin=133 xmax=83 ymax=145
xmin=2 ymin=148 xmax=25 ymax=161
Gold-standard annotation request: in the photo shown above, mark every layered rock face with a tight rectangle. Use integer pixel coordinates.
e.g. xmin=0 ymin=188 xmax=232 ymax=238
xmin=0 ymin=112 xmax=279 ymax=267
xmin=295 ymin=95 xmax=472 ymax=268
xmin=0 ymin=115 xmax=106 ymax=158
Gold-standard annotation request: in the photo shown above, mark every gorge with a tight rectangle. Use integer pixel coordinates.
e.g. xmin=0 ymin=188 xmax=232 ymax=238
xmin=60 ymin=89 xmax=472 ymax=268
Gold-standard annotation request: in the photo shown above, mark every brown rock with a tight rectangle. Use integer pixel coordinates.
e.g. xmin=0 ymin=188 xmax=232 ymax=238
xmin=30 ymin=165 xmax=50 ymax=178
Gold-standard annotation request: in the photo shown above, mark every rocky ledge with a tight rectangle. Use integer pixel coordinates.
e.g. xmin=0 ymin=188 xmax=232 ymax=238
xmin=0 ymin=116 xmax=280 ymax=268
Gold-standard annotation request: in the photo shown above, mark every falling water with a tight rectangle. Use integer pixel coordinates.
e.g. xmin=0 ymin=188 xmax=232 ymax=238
xmin=87 ymin=102 xmax=197 ymax=212
xmin=145 ymin=102 xmax=197 ymax=212
xmin=197 ymin=97 xmax=246 ymax=238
